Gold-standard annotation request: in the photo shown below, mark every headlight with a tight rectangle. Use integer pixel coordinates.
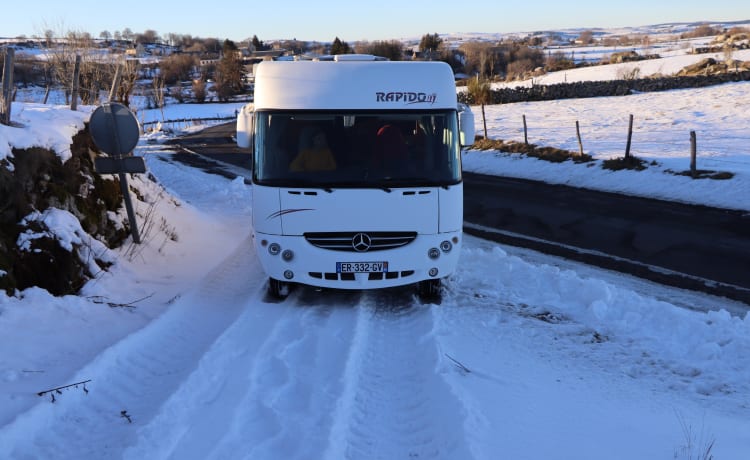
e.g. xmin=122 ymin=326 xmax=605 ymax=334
xmin=268 ymin=243 xmax=281 ymax=255
xmin=440 ymin=240 xmax=452 ymax=252
xmin=428 ymin=248 xmax=440 ymax=259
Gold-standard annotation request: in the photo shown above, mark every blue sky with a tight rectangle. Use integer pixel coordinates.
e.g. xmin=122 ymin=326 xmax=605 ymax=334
xmin=2 ymin=0 xmax=749 ymax=42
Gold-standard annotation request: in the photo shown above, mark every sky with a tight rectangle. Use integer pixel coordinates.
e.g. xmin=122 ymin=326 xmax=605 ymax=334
xmin=1 ymin=0 xmax=750 ymax=43
xmin=2 ymin=44 xmax=750 ymax=457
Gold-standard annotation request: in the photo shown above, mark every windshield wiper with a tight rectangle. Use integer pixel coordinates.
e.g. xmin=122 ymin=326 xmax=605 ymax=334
xmin=277 ymin=178 xmax=334 ymax=193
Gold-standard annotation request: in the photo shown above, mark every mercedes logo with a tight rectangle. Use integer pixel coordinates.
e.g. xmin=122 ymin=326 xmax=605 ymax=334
xmin=352 ymin=233 xmax=372 ymax=252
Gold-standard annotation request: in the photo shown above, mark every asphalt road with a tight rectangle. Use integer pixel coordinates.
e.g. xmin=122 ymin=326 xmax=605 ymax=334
xmin=169 ymin=123 xmax=750 ymax=304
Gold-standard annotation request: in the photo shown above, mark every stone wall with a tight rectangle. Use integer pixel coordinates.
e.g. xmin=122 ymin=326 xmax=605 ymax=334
xmin=458 ymin=71 xmax=750 ymax=105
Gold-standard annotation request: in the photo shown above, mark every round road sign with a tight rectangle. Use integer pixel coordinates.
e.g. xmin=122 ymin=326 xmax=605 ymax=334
xmin=89 ymin=102 xmax=140 ymax=155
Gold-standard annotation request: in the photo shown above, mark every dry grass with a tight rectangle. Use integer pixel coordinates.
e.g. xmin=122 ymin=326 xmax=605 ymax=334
xmin=469 ymin=137 xmax=735 ymax=180
xmin=668 ymin=169 xmax=735 ymax=180
xmin=601 ymin=156 xmax=648 ymax=171
xmin=470 ymin=137 xmax=593 ymax=163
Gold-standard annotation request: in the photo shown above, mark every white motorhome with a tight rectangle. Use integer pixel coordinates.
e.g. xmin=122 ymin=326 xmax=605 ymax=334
xmin=236 ymin=55 xmax=475 ymax=299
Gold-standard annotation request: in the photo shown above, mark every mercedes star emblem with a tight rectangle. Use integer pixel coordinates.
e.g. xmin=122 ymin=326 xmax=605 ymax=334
xmin=352 ymin=233 xmax=372 ymax=252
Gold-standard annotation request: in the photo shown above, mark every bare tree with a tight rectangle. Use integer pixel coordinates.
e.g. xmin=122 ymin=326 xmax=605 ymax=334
xmin=121 ymin=28 xmax=134 ymax=43
xmin=45 ymin=29 xmax=120 ymax=106
xmin=192 ymin=78 xmax=206 ymax=103
xmin=44 ymin=29 xmax=54 ymax=48
xmin=355 ymin=40 xmax=404 ymax=61
xmin=137 ymin=29 xmax=160 ymax=45
xmin=159 ymin=54 xmax=198 ymax=84
xmin=214 ymin=44 xmax=244 ymax=101
xmin=460 ymin=42 xmax=494 ymax=77
xmin=152 ymin=75 xmax=166 ymax=119
xmin=577 ymin=30 xmax=595 ymax=44
xmin=115 ymin=59 xmax=140 ymax=106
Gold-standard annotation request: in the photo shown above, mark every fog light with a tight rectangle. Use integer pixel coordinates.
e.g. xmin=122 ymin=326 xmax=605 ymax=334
xmin=282 ymin=249 xmax=294 ymax=261
xmin=283 ymin=270 xmax=294 ymax=280
xmin=268 ymin=243 xmax=281 ymax=255
xmin=440 ymin=240 xmax=452 ymax=252
xmin=428 ymin=247 xmax=440 ymax=259
xmin=429 ymin=267 xmax=439 ymax=277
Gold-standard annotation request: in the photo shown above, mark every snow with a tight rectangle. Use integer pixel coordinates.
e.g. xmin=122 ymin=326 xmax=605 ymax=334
xmin=2 ymin=47 xmax=750 ymax=459
xmin=17 ymin=208 xmax=117 ymax=276
xmin=494 ymin=48 xmax=750 ymax=88
xmin=463 ymin=81 xmax=750 ymax=211
xmin=0 ymin=103 xmax=91 ymax=163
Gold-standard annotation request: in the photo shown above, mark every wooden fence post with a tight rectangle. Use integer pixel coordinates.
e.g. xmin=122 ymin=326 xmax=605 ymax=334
xmin=523 ymin=114 xmax=528 ymax=145
xmin=575 ymin=120 xmax=584 ymax=156
xmin=625 ymin=114 xmax=634 ymax=159
xmin=690 ymin=131 xmax=697 ymax=178
xmin=70 ymin=54 xmax=81 ymax=111
xmin=1 ymin=48 xmax=15 ymax=125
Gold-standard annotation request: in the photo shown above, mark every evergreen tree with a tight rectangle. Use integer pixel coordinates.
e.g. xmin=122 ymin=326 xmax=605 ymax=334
xmin=222 ymin=39 xmax=238 ymax=55
xmin=330 ymin=37 xmax=352 ymax=55
xmin=251 ymin=35 xmax=265 ymax=51
xmin=419 ymin=33 xmax=443 ymax=53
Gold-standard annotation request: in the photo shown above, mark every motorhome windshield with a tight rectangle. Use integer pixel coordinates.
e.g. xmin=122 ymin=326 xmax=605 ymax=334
xmin=253 ymin=110 xmax=461 ymax=188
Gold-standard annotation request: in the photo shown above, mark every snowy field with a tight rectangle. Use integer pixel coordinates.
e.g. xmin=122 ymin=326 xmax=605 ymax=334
xmin=2 ymin=48 xmax=750 ymax=458
xmin=462 ymin=80 xmax=750 ymax=211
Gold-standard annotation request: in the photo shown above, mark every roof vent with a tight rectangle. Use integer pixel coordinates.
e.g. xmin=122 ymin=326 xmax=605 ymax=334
xmin=333 ymin=54 xmax=388 ymax=62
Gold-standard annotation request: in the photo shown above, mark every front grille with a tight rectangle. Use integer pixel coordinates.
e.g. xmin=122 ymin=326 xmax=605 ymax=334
xmin=309 ymin=270 xmax=415 ymax=281
xmin=304 ymin=231 xmax=417 ymax=252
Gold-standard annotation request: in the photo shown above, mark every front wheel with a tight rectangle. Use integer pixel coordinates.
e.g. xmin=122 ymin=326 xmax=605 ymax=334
xmin=268 ymin=278 xmax=291 ymax=300
xmin=417 ymin=279 xmax=441 ymax=301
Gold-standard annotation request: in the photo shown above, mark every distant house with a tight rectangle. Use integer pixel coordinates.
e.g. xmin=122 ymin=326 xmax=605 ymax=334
xmin=125 ymin=43 xmax=146 ymax=57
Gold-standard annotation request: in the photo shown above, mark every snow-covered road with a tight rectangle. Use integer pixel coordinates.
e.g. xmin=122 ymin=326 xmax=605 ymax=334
xmin=2 ymin=149 xmax=749 ymax=459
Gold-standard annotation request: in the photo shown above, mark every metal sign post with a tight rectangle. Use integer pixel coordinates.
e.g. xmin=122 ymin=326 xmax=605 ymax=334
xmin=90 ymin=102 xmax=145 ymax=244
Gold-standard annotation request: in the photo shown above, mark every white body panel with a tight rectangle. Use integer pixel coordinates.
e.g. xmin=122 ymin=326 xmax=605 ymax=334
xmin=253 ymin=61 xmax=458 ymax=111
xmin=253 ymin=183 xmax=463 ymax=290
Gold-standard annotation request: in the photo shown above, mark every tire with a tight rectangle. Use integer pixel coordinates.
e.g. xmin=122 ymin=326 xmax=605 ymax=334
xmin=268 ymin=278 xmax=291 ymax=299
xmin=418 ymin=278 xmax=441 ymax=300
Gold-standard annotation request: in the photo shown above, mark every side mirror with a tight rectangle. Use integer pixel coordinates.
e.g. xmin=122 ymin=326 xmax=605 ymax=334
xmin=236 ymin=103 xmax=254 ymax=150
xmin=457 ymin=103 xmax=475 ymax=147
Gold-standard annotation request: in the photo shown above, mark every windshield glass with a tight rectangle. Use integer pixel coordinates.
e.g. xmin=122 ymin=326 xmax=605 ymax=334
xmin=253 ymin=110 xmax=461 ymax=188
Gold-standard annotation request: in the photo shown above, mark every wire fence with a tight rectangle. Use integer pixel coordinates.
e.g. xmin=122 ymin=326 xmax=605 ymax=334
xmin=140 ymin=116 xmax=236 ymax=133
xmin=485 ymin=112 xmax=750 ymax=171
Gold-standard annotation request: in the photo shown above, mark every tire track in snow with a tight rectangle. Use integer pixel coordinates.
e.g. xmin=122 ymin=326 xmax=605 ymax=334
xmin=0 ymin=235 xmax=264 ymax=459
xmin=125 ymin=295 xmax=363 ymax=460
xmin=324 ymin=294 xmax=473 ymax=460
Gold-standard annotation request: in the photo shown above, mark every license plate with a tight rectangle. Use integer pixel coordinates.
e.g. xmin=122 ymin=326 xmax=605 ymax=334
xmin=336 ymin=261 xmax=388 ymax=273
